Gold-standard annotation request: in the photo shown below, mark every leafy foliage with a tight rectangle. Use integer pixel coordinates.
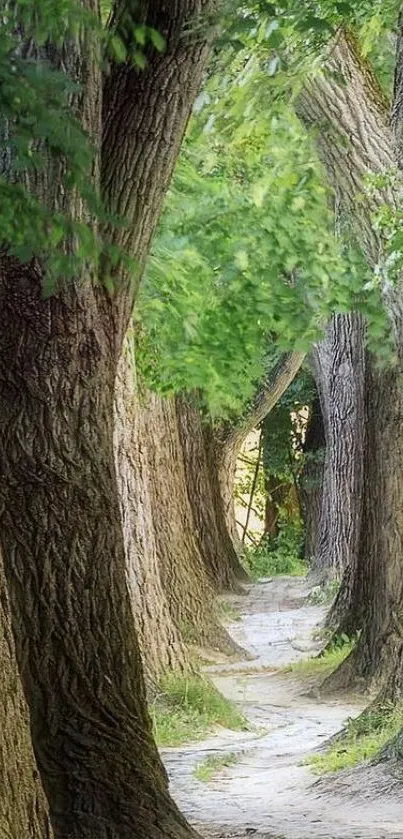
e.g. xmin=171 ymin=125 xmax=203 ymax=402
xmin=243 ymin=517 xmax=306 ymax=579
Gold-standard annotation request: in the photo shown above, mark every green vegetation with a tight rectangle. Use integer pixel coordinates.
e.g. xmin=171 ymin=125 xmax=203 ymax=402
xmin=285 ymin=636 xmax=355 ymax=679
xmin=151 ymin=673 xmax=248 ymax=748
xmin=307 ymin=703 xmax=403 ymax=774
xmin=216 ymin=599 xmax=242 ymax=623
xmin=244 ymin=520 xmax=307 ymax=580
xmin=307 ymin=579 xmax=341 ymax=606
xmin=193 ymin=751 xmax=239 ymax=782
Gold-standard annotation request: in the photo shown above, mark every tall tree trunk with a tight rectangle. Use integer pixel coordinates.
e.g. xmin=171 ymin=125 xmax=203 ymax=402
xmin=176 ymin=395 xmax=248 ymax=591
xmin=114 ymin=352 xmax=188 ymax=682
xmin=309 ymin=313 xmax=366 ymax=582
xmin=216 ymin=351 xmax=306 ymax=550
xmin=0 ymin=3 xmax=214 ymax=836
xmin=297 ymin=29 xmax=403 ymax=696
xmin=0 ymin=550 xmax=52 ymax=839
xmin=300 ymin=394 xmax=325 ymax=563
xmin=144 ymin=392 xmax=241 ymax=655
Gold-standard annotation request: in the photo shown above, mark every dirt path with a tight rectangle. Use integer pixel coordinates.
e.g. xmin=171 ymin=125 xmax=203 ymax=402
xmin=161 ymin=577 xmax=403 ymax=839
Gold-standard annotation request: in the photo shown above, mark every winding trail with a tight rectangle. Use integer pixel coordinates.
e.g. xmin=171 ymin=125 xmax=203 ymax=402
xmin=162 ymin=577 xmax=403 ymax=839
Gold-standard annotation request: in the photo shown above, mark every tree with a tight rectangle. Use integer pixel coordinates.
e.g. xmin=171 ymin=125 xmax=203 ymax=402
xmin=308 ymin=313 xmax=366 ymax=583
xmin=114 ymin=351 xmax=189 ymax=681
xmin=0 ymin=551 xmax=52 ymax=839
xmin=0 ymin=2 xmax=216 ymax=836
xmin=296 ymin=26 xmax=403 ymax=698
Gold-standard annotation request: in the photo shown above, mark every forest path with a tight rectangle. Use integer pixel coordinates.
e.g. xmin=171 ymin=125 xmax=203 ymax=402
xmin=161 ymin=577 xmax=403 ymax=839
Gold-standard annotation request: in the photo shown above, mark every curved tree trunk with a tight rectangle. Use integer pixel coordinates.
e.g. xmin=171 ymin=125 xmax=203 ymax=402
xmin=114 ymin=353 xmax=188 ymax=682
xmin=300 ymin=394 xmax=325 ymax=564
xmin=296 ymin=29 xmax=403 ymax=696
xmin=0 ymin=551 xmax=52 ymax=839
xmin=0 ymin=3 xmax=214 ymax=836
xmin=309 ymin=313 xmax=366 ymax=583
xmin=176 ymin=395 xmax=248 ymax=591
xmin=145 ymin=392 xmax=241 ymax=655
xmin=216 ymin=351 xmax=306 ymax=550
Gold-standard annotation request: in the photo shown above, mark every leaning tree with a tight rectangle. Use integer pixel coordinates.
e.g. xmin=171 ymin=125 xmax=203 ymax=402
xmin=0 ymin=2 xmax=218 ymax=837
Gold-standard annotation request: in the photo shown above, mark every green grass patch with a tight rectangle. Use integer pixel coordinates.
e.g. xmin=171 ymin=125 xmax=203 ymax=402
xmin=151 ymin=673 xmax=248 ymax=748
xmin=216 ymin=599 xmax=242 ymax=623
xmin=194 ymin=751 xmax=239 ymax=782
xmin=284 ymin=635 xmax=354 ymax=679
xmin=243 ymin=521 xmax=307 ymax=580
xmin=307 ymin=703 xmax=403 ymax=774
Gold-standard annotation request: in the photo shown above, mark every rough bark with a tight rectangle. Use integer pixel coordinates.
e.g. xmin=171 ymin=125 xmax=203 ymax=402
xmin=0 ymin=550 xmax=52 ymax=839
xmin=114 ymin=353 xmax=188 ymax=682
xmin=297 ymin=29 xmax=403 ymax=695
xmin=300 ymin=394 xmax=325 ymax=563
xmin=309 ymin=313 xmax=366 ymax=582
xmin=176 ymin=395 xmax=248 ymax=591
xmin=0 ymin=3 xmax=214 ymax=837
xmin=144 ymin=392 xmax=241 ymax=655
xmin=216 ymin=351 xmax=306 ymax=549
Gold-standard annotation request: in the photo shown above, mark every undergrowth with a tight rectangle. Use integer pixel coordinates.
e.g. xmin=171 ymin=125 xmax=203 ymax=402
xmin=285 ymin=634 xmax=355 ymax=678
xmin=216 ymin=599 xmax=242 ymax=623
xmin=193 ymin=751 xmax=239 ymax=782
xmin=243 ymin=518 xmax=307 ymax=580
xmin=307 ymin=702 xmax=403 ymax=774
xmin=151 ymin=673 xmax=248 ymax=747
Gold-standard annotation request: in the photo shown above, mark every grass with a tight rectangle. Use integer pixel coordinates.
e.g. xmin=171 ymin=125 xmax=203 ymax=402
xmin=307 ymin=703 xmax=403 ymax=774
xmin=151 ymin=672 xmax=248 ymax=748
xmin=243 ymin=522 xmax=307 ymax=581
xmin=284 ymin=636 xmax=355 ymax=679
xmin=216 ymin=599 xmax=242 ymax=623
xmin=193 ymin=751 xmax=239 ymax=782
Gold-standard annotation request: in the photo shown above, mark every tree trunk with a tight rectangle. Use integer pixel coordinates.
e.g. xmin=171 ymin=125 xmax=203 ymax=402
xmin=0 ymin=3 xmax=215 ymax=836
xmin=144 ymin=392 xmax=242 ymax=655
xmin=216 ymin=351 xmax=306 ymax=550
xmin=0 ymin=259 xmax=202 ymax=839
xmin=114 ymin=352 xmax=188 ymax=682
xmin=309 ymin=313 xmax=366 ymax=582
xmin=176 ymin=395 xmax=248 ymax=591
xmin=0 ymin=550 xmax=52 ymax=839
xmin=300 ymin=394 xmax=325 ymax=563
xmin=296 ymin=29 xmax=403 ymax=696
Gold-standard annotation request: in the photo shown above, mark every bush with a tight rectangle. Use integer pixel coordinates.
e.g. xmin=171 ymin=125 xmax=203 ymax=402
xmin=243 ymin=515 xmax=307 ymax=580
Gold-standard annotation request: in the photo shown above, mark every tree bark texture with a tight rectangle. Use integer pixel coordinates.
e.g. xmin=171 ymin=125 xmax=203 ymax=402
xmin=144 ymin=392 xmax=242 ymax=656
xmin=309 ymin=313 xmax=366 ymax=582
xmin=0 ymin=3 xmax=214 ymax=836
xmin=216 ymin=351 xmax=306 ymax=550
xmin=176 ymin=395 xmax=248 ymax=591
xmin=114 ymin=352 xmax=188 ymax=682
xmin=0 ymin=550 xmax=52 ymax=839
xmin=297 ymin=29 xmax=403 ymax=695
xmin=300 ymin=394 xmax=325 ymax=563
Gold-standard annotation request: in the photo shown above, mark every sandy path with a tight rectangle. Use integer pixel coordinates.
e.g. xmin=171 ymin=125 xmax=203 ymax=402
xmin=161 ymin=577 xmax=403 ymax=839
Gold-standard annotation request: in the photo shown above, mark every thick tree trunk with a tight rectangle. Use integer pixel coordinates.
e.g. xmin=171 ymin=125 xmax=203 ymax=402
xmin=0 ymin=3 xmax=215 ymax=836
xmin=144 ymin=392 xmax=241 ymax=655
xmin=296 ymin=29 xmax=403 ymax=696
xmin=300 ymin=395 xmax=325 ymax=563
xmin=0 ymin=550 xmax=52 ymax=839
xmin=114 ymin=353 xmax=188 ymax=681
xmin=308 ymin=313 xmax=366 ymax=582
xmin=0 ymin=260 xmax=201 ymax=839
xmin=176 ymin=395 xmax=248 ymax=591
xmin=216 ymin=351 xmax=306 ymax=550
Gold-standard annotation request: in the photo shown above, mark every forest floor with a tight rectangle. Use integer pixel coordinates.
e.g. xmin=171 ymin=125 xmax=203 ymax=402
xmin=161 ymin=577 xmax=403 ymax=839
